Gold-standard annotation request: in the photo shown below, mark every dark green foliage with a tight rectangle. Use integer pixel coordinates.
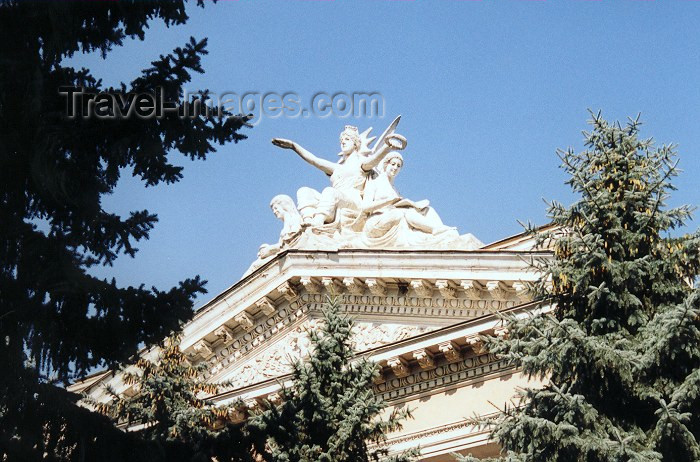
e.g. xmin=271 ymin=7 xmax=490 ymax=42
xmin=247 ymin=298 xmax=418 ymax=462
xmin=0 ymin=1 xmax=249 ymax=459
xmin=459 ymin=113 xmax=700 ymax=461
xmin=100 ymin=337 xmax=226 ymax=451
xmin=0 ymin=380 xmax=160 ymax=462
xmin=97 ymin=337 xmax=255 ymax=462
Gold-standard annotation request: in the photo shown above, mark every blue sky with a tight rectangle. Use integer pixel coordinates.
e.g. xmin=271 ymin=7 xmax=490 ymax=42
xmin=72 ymin=0 xmax=700 ymax=308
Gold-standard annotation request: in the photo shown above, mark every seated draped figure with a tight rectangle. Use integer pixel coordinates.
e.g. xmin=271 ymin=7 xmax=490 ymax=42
xmin=257 ymin=195 xmax=302 ymax=259
xmin=352 ymin=152 xmax=458 ymax=247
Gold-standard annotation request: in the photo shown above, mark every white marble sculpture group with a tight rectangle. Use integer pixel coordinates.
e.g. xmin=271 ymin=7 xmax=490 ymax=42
xmin=253 ymin=116 xmax=482 ymax=269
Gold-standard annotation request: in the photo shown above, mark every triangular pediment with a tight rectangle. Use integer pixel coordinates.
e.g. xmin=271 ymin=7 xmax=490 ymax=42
xmin=186 ymin=274 xmax=541 ymax=391
xmin=182 ymin=247 xmax=546 ymax=350
xmin=205 ymin=313 xmax=439 ymax=389
xmin=71 ymin=247 xmax=550 ymax=402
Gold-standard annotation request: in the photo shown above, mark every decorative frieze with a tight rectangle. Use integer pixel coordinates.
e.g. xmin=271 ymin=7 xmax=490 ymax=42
xmin=256 ymin=296 xmax=276 ymax=316
xmin=308 ymin=293 xmax=505 ymax=321
xmin=365 ymin=278 xmax=387 ymax=296
xmin=438 ymin=341 xmax=461 ymax=363
xmin=221 ymin=319 xmax=318 ymax=388
xmin=387 ymin=356 xmax=410 ymax=378
xmin=202 ymin=300 xmax=307 ymax=375
xmin=383 ymin=420 xmax=475 ymax=446
xmin=219 ymin=351 xmax=512 ymax=409
xmin=410 ymin=280 xmax=433 ymax=297
xmin=222 ymin=320 xmax=426 ymax=389
xmin=351 ymin=324 xmax=428 ymax=352
xmin=413 ymin=349 xmax=436 ymax=370
xmin=197 ymin=277 xmax=525 ymax=379
xmin=375 ymin=354 xmax=510 ymax=403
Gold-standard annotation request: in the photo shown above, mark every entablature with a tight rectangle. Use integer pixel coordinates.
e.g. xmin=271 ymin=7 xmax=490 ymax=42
xmin=181 ymin=248 xmax=550 ymax=355
xmin=72 ymin=248 xmax=551 ymax=406
xmin=211 ymin=300 xmax=551 ymax=410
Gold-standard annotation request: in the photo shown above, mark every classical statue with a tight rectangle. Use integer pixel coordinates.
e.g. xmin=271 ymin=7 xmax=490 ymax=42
xmin=257 ymin=194 xmax=303 ymax=259
xmin=271 ymin=116 xmax=406 ymax=227
xmin=354 ymin=152 xmax=458 ymax=246
xmin=243 ymin=117 xmax=483 ymax=276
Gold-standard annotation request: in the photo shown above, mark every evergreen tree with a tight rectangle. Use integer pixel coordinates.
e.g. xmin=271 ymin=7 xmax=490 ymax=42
xmin=459 ymin=112 xmax=700 ymax=461
xmin=97 ymin=336 xmax=254 ymax=462
xmin=247 ymin=298 xmax=418 ymax=462
xmin=0 ymin=1 xmax=249 ymax=458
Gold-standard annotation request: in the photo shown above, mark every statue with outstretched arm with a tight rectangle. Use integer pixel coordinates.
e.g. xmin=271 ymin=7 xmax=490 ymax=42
xmin=271 ymin=117 xmax=406 ymax=226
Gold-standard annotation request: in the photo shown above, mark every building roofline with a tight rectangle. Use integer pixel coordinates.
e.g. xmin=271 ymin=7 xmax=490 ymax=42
xmin=481 ymin=222 xmax=556 ymax=250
